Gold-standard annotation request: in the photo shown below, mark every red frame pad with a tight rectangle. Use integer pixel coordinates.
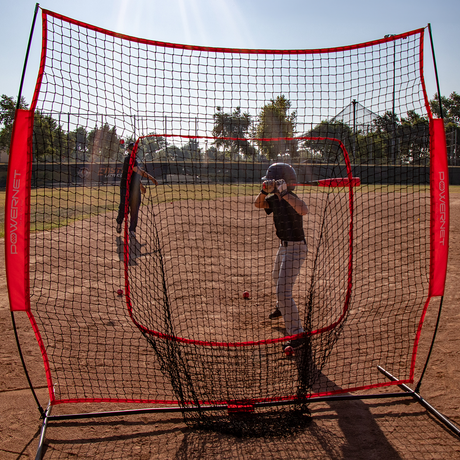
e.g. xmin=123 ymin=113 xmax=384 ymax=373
xmin=5 ymin=109 xmax=33 ymax=312
xmin=429 ymin=118 xmax=449 ymax=297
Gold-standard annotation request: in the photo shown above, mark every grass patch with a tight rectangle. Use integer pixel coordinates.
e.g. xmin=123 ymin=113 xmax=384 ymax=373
xmin=0 ymin=183 xmax=459 ymax=239
xmin=152 ymin=183 xmax=258 ymax=203
xmin=0 ymin=183 xmax=260 ymax=238
xmin=29 ymin=186 xmax=120 ymax=233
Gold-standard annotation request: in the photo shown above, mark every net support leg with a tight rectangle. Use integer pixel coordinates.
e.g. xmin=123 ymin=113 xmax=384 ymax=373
xmin=378 ymin=366 xmax=460 ymax=438
xmin=35 ymin=403 xmax=52 ymax=460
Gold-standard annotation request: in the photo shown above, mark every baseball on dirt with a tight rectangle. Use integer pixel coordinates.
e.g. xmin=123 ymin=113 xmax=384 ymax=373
xmin=243 ymin=291 xmax=250 ymax=299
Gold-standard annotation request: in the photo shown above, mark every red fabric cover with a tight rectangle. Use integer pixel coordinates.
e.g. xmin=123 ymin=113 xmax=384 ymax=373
xmin=5 ymin=109 xmax=33 ymax=312
xmin=429 ymin=118 xmax=449 ymax=297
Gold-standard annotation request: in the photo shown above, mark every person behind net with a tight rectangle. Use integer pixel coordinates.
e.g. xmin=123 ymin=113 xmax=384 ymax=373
xmin=255 ymin=163 xmax=308 ymax=352
xmin=116 ymin=142 xmax=158 ymax=238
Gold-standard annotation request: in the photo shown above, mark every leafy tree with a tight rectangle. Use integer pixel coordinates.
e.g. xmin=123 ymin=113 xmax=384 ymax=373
xmin=430 ymin=92 xmax=460 ymax=164
xmin=142 ymin=134 xmax=167 ymax=160
xmin=0 ymin=94 xmax=28 ymax=150
xmin=302 ymin=121 xmax=354 ymax=163
xmin=212 ymin=106 xmax=256 ymax=159
xmin=165 ymin=145 xmax=182 ymax=159
xmin=180 ymin=138 xmax=201 ymax=160
xmin=255 ymin=95 xmax=297 ymax=160
xmin=87 ymin=123 xmax=120 ymax=160
xmin=205 ymin=145 xmax=220 ymax=160
xmin=430 ymin=92 xmax=460 ymax=125
xmin=302 ymin=110 xmax=430 ymax=165
xmin=373 ymin=111 xmax=399 ymax=134
xmin=371 ymin=111 xmax=400 ymax=164
xmin=33 ymin=111 xmax=69 ymax=161
xmin=368 ymin=110 xmax=430 ymax=165
xmin=68 ymin=126 xmax=89 ymax=161
xmin=353 ymin=110 xmax=429 ymax=165
xmin=399 ymin=110 xmax=429 ymax=164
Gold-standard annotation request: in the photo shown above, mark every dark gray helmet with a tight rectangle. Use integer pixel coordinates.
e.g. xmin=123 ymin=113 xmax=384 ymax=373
xmin=262 ymin=163 xmax=297 ymax=191
xmin=128 ymin=142 xmax=135 ymax=150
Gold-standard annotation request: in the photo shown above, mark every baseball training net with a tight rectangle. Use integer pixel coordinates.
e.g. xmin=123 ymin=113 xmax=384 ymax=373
xmin=6 ymin=7 xmax=448 ymax=435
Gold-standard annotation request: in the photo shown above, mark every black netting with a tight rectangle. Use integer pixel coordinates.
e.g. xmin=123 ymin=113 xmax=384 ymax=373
xmin=26 ymin=9 xmax=433 ymax=435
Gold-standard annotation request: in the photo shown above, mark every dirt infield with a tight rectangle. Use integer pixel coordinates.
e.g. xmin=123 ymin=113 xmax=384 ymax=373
xmin=1 ymin=190 xmax=460 ymax=459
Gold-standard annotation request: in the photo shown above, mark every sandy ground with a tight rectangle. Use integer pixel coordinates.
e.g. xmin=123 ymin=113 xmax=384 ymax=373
xmin=1 ymin=194 xmax=460 ymax=459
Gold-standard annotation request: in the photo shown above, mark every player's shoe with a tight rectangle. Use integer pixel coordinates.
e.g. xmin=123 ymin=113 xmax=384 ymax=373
xmin=116 ymin=223 xmax=122 ymax=233
xmin=282 ymin=339 xmax=304 ymax=356
xmin=268 ymin=308 xmax=282 ymax=319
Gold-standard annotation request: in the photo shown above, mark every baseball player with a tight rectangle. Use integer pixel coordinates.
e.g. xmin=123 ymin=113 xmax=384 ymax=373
xmin=255 ymin=163 xmax=308 ymax=353
xmin=116 ymin=142 xmax=158 ymax=238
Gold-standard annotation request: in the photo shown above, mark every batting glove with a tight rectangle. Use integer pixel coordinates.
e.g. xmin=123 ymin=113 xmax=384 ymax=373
xmin=262 ymin=179 xmax=276 ymax=194
xmin=276 ymin=179 xmax=288 ymax=197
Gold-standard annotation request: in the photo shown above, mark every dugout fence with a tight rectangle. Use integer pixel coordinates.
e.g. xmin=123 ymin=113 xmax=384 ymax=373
xmin=5 ymin=5 xmax=459 ymax=457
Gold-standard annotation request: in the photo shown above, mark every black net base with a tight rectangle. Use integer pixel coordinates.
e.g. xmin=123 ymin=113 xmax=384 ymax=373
xmin=183 ymin=405 xmax=313 ymax=438
xmin=142 ymin=329 xmax=326 ymax=434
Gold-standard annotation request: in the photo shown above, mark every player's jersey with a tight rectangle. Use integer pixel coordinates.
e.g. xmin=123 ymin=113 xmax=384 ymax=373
xmin=120 ymin=154 xmax=140 ymax=192
xmin=265 ymin=193 xmax=305 ymax=242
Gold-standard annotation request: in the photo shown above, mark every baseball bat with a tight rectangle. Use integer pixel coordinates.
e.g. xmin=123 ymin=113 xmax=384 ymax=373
xmin=292 ymin=177 xmax=361 ymax=187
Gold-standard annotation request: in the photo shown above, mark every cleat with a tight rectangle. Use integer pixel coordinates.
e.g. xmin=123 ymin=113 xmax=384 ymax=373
xmin=269 ymin=308 xmax=282 ymax=319
xmin=116 ymin=223 xmax=122 ymax=233
xmin=282 ymin=339 xmax=304 ymax=356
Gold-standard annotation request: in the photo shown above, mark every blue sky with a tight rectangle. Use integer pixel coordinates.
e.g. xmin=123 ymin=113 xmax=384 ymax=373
xmin=1 ymin=0 xmax=459 ymax=105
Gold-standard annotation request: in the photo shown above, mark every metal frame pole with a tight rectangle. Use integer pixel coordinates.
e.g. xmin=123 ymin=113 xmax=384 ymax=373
xmin=16 ymin=3 xmax=40 ymax=110
xmin=379 ymin=366 xmax=460 ymax=438
xmin=428 ymin=23 xmax=444 ymax=119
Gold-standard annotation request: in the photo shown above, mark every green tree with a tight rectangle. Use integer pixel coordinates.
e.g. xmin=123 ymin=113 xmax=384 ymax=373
xmin=212 ymin=106 xmax=256 ymax=159
xmin=142 ymin=134 xmax=167 ymax=160
xmin=350 ymin=110 xmax=429 ymax=165
xmin=33 ymin=111 xmax=69 ymax=161
xmin=165 ymin=145 xmax=182 ymax=159
xmin=68 ymin=126 xmax=89 ymax=161
xmin=355 ymin=131 xmax=385 ymax=165
xmin=180 ymin=138 xmax=201 ymax=160
xmin=371 ymin=111 xmax=400 ymax=164
xmin=303 ymin=121 xmax=354 ymax=163
xmin=430 ymin=93 xmax=460 ymax=165
xmin=373 ymin=111 xmax=399 ymax=133
xmin=399 ymin=110 xmax=429 ymax=164
xmin=205 ymin=145 xmax=220 ymax=160
xmin=87 ymin=123 xmax=120 ymax=160
xmin=430 ymin=92 xmax=460 ymax=125
xmin=255 ymin=95 xmax=297 ymax=160
xmin=0 ymin=94 xmax=28 ymax=151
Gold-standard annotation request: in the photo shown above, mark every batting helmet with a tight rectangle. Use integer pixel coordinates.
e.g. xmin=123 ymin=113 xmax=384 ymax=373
xmin=262 ymin=163 xmax=297 ymax=191
xmin=128 ymin=142 xmax=135 ymax=150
